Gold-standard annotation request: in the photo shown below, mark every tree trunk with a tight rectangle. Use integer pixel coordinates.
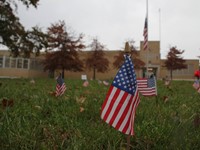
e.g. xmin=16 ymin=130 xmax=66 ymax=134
xmin=93 ymin=66 xmax=96 ymax=80
xmin=62 ymin=68 xmax=65 ymax=79
xmin=170 ymin=69 xmax=173 ymax=80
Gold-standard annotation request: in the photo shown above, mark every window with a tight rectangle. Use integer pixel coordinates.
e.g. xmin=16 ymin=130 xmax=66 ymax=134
xmin=5 ymin=57 xmax=10 ymax=68
xmin=11 ymin=58 xmax=16 ymax=68
xmin=17 ymin=58 xmax=23 ymax=68
xmin=23 ymin=59 xmax=29 ymax=69
xmin=0 ymin=57 xmax=3 ymax=68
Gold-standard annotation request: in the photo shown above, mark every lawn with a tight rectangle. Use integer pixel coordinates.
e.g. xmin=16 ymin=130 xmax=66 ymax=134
xmin=0 ymin=78 xmax=200 ymax=150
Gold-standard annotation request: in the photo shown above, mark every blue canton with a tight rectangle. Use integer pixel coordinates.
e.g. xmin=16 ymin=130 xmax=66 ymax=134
xmin=112 ymin=55 xmax=137 ymax=95
xmin=57 ymin=75 xmax=64 ymax=86
xmin=147 ymin=77 xmax=155 ymax=87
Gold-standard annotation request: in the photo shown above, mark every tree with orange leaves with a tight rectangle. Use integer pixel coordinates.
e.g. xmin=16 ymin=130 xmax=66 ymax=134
xmin=164 ymin=46 xmax=187 ymax=80
xmin=85 ymin=38 xmax=109 ymax=80
xmin=43 ymin=20 xmax=85 ymax=78
xmin=113 ymin=40 xmax=145 ymax=70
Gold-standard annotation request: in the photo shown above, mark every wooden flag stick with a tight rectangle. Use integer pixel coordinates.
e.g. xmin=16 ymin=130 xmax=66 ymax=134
xmin=125 ymin=42 xmax=131 ymax=150
xmin=124 ymin=42 xmax=131 ymax=54
xmin=126 ymin=134 xmax=131 ymax=150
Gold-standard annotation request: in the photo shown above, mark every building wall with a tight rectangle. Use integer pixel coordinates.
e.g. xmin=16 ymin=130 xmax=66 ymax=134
xmin=160 ymin=59 xmax=199 ymax=80
xmin=0 ymin=41 xmax=199 ymax=80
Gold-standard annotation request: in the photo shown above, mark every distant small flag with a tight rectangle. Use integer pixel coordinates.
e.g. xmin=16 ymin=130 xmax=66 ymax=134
xmin=56 ymin=74 xmax=66 ymax=96
xmin=103 ymin=80 xmax=109 ymax=86
xmin=101 ymin=55 xmax=140 ymax=135
xmin=137 ymin=77 xmax=157 ymax=96
xmin=143 ymin=16 xmax=148 ymax=50
xmin=193 ymin=80 xmax=200 ymax=90
xmin=83 ymin=80 xmax=89 ymax=87
xmin=198 ymin=88 xmax=200 ymax=94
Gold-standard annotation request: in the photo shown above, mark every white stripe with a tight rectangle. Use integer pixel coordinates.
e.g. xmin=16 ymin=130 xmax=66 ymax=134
xmin=106 ymin=90 xmax=125 ymax=123
xmin=118 ymin=91 xmax=137 ymax=132
xmin=101 ymin=87 xmax=117 ymax=119
xmin=119 ymin=88 xmax=139 ymax=133
xmin=125 ymin=89 xmax=140 ymax=134
xmin=112 ymin=94 xmax=132 ymax=127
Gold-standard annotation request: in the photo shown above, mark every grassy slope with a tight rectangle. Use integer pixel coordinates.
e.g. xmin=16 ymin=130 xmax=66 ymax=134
xmin=0 ymin=78 xmax=199 ymax=150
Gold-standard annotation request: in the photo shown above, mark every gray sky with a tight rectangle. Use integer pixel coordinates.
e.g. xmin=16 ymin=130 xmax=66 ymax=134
xmin=16 ymin=0 xmax=200 ymax=59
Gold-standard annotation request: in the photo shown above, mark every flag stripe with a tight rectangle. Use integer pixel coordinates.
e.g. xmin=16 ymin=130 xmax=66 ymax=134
xmin=101 ymin=87 xmax=121 ymax=121
xmin=120 ymin=88 xmax=140 ymax=134
xmin=137 ymin=77 xmax=157 ymax=96
xmin=101 ymin=86 xmax=118 ymax=120
xmin=106 ymin=89 xmax=125 ymax=123
xmin=101 ymin=54 xmax=140 ymax=135
xmin=114 ymin=94 xmax=134 ymax=130
xmin=56 ymin=75 xmax=66 ymax=96
xmin=112 ymin=93 xmax=132 ymax=127
xmin=143 ymin=16 xmax=148 ymax=50
xmin=108 ymin=90 xmax=129 ymax=125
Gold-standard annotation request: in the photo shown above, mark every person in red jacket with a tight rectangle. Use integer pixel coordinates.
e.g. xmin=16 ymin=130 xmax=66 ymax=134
xmin=194 ymin=69 xmax=200 ymax=80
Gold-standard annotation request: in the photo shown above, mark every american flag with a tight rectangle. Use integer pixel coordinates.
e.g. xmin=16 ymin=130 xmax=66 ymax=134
xmin=137 ymin=77 xmax=157 ymax=96
xmin=193 ymin=80 xmax=200 ymax=90
xmin=56 ymin=75 xmax=66 ymax=96
xmin=101 ymin=55 xmax=140 ymax=135
xmin=143 ymin=16 xmax=148 ymax=50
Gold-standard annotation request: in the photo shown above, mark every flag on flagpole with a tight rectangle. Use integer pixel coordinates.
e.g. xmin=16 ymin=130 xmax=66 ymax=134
xmin=101 ymin=55 xmax=140 ymax=135
xmin=56 ymin=74 xmax=66 ymax=96
xmin=143 ymin=16 xmax=148 ymax=50
xmin=137 ymin=76 xmax=157 ymax=96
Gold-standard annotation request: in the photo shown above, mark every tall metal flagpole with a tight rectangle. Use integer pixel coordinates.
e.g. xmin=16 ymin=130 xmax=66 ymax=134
xmin=159 ymin=8 xmax=161 ymax=44
xmin=159 ymin=8 xmax=161 ymax=61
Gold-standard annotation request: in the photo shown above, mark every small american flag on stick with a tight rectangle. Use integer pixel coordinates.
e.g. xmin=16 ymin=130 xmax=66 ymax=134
xmin=56 ymin=74 xmax=66 ymax=97
xmin=101 ymin=55 xmax=140 ymax=135
xmin=193 ymin=80 xmax=200 ymax=90
xmin=137 ymin=76 xmax=157 ymax=96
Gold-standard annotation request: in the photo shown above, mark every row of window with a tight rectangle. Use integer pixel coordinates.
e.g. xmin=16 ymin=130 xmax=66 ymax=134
xmin=0 ymin=56 xmax=43 ymax=70
xmin=0 ymin=57 xmax=29 ymax=69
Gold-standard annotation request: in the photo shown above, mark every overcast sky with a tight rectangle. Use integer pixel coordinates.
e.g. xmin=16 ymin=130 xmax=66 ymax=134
xmin=14 ymin=0 xmax=200 ymax=59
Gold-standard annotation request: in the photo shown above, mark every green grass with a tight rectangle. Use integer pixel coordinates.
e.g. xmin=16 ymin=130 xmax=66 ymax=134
xmin=0 ymin=78 xmax=200 ymax=150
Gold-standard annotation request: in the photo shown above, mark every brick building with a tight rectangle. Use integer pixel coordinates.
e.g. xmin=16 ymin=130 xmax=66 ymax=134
xmin=0 ymin=41 xmax=199 ymax=80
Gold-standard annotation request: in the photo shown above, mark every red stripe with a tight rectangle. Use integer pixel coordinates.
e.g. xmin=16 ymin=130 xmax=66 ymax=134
xmin=102 ymin=87 xmax=121 ymax=121
xmin=108 ymin=92 xmax=129 ymax=125
xmin=101 ymin=86 xmax=114 ymax=114
xmin=115 ymin=94 xmax=134 ymax=130
xmin=122 ymin=90 xmax=140 ymax=134
xmin=56 ymin=84 xmax=66 ymax=96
